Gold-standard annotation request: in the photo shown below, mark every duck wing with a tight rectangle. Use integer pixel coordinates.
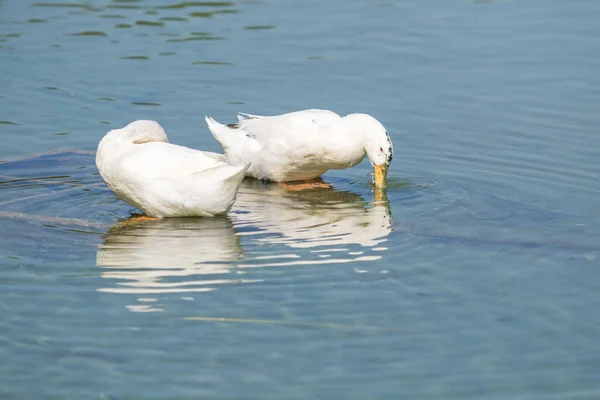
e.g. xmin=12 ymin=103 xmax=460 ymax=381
xmin=109 ymin=142 xmax=248 ymax=216
xmin=236 ymin=109 xmax=342 ymax=147
xmin=117 ymin=142 xmax=230 ymax=182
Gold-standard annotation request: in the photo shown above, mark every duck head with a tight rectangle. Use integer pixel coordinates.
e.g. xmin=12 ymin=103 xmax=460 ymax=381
xmin=109 ymin=120 xmax=169 ymax=144
xmin=96 ymin=120 xmax=169 ymax=172
xmin=344 ymin=113 xmax=394 ymax=188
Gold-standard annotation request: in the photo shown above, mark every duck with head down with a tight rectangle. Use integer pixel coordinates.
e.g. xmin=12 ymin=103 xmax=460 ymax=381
xmin=96 ymin=120 xmax=250 ymax=218
xmin=205 ymin=109 xmax=394 ymax=188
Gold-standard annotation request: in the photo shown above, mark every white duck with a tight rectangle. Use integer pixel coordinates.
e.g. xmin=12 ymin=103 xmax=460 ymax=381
xmin=205 ymin=109 xmax=394 ymax=188
xmin=96 ymin=120 xmax=250 ymax=218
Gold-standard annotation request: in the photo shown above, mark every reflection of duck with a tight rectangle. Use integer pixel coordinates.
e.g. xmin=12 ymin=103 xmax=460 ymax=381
xmin=96 ymin=179 xmax=393 ymax=309
xmin=231 ymin=179 xmax=392 ymax=252
xmin=96 ymin=216 xmax=255 ymax=299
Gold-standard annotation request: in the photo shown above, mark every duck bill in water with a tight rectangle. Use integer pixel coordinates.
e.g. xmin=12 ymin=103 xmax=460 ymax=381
xmin=373 ymin=164 xmax=388 ymax=188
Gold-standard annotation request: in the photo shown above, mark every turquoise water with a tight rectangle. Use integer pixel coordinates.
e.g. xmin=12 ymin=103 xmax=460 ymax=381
xmin=2 ymin=0 xmax=600 ymax=398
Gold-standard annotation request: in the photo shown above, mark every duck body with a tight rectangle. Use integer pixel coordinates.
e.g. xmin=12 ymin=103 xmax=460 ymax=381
xmin=96 ymin=120 xmax=250 ymax=218
xmin=205 ymin=109 xmax=393 ymax=185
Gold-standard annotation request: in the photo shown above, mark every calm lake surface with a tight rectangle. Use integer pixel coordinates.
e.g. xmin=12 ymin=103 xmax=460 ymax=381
xmin=1 ymin=0 xmax=600 ymax=398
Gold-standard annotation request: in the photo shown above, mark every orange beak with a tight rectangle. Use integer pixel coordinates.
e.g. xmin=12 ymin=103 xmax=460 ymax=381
xmin=373 ymin=164 xmax=388 ymax=188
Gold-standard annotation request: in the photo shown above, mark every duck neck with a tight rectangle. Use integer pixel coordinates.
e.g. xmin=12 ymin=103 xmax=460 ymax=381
xmin=337 ymin=115 xmax=368 ymax=167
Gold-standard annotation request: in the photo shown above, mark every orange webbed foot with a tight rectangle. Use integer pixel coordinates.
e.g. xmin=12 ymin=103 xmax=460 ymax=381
xmin=118 ymin=214 xmax=159 ymax=227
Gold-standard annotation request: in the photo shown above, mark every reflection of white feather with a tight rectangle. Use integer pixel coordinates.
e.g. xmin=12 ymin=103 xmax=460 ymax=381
xmin=96 ymin=217 xmax=253 ymax=296
xmin=231 ymin=180 xmax=392 ymax=250
xmin=96 ymin=181 xmax=393 ymax=307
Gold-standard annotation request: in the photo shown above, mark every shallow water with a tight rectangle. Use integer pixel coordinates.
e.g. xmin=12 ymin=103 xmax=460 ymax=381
xmin=1 ymin=1 xmax=600 ymax=399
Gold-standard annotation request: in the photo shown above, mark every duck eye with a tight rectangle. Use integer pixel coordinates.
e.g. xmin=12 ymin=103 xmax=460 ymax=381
xmin=380 ymin=147 xmax=384 ymax=152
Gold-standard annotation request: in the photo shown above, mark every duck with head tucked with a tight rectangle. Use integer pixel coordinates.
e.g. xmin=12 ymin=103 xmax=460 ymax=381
xmin=96 ymin=120 xmax=250 ymax=218
xmin=205 ymin=109 xmax=394 ymax=189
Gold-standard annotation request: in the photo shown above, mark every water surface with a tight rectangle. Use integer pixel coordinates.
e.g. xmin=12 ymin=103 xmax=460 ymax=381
xmin=1 ymin=0 xmax=600 ymax=399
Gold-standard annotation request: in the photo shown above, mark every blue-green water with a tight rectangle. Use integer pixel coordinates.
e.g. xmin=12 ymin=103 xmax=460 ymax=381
xmin=2 ymin=0 xmax=600 ymax=398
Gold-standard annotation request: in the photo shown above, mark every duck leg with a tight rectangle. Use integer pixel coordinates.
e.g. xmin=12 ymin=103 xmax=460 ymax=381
xmin=280 ymin=179 xmax=331 ymax=191
xmin=129 ymin=215 xmax=159 ymax=222
xmin=119 ymin=214 xmax=159 ymax=226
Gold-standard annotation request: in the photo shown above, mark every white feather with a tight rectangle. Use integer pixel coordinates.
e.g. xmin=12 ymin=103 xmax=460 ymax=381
xmin=96 ymin=120 xmax=250 ymax=217
xmin=205 ymin=109 xmax=392 ymax=182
